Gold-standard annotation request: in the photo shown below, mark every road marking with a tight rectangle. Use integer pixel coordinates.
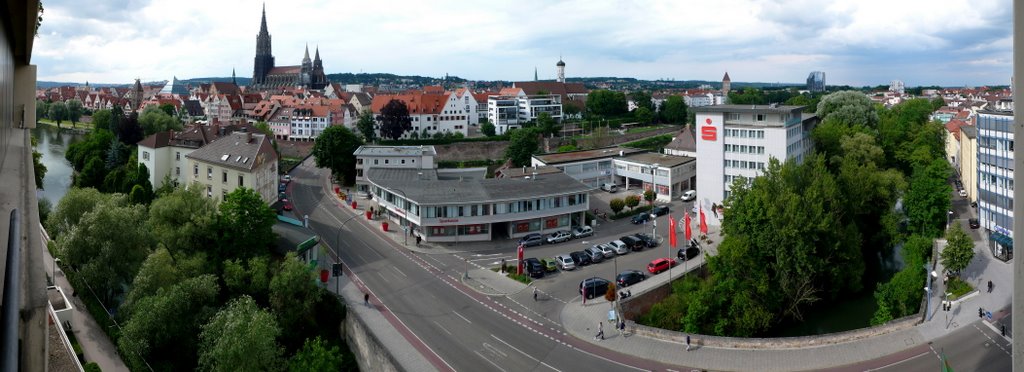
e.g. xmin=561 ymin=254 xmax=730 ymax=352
xmin=432 ymin=320 xmax=453 ymax=336
xmin=473 ymin=350 xmax=507 ymax=372
xmin=376 ymin=271 xmax=390 ymax=283
xmin=863 ymin=351 xmax=931 ymax=371
xmin=392 ymin=266 xmax=408 ymax=277
xmin=490 ymin=334 xmax=562 ymax=372
xmin=453 ymin=311 xmax=472 ymax=324
xmin=426 ymin=255 xmax=446 ymax=266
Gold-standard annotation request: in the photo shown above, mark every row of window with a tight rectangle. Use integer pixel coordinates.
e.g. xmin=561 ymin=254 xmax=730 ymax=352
xmin=980 ymin=173 xmax=1014 ymax=191
xmin=979 ymin=137 xmax=1014 ymax=152
xmin=724 ymin=144 xmax=765 ymax=154
xmin=724 ymin=129 xmax=765 ymax=139
xmin=369 ymin=158 xmax=416 ymax=165
xmin=724 ymin=159 xmax=766 ymax=170
xmin=418 ymin=194 xmax=588 ymax=218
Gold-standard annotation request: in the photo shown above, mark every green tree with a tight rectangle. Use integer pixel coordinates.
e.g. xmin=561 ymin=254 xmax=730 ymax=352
xmin=271 ymin=253 xmax=321 ymax=347
xmin=816 ymin=91 xmax=879 ymax=129
xmin=630 ymin=91 xmax=654 ymax=112
xmin=90 ymin=109 xmax=112 ymax=132
xmin=119 ymin=274 xmax=220 ymax=371
xmin=254 ymin=121 xmax=273 ymax=136
xmin=55 ymin=200 xmax=151 ymax=302
xmin=643 ymin=189 xmax=656 ymax=204
xmin=609 ymin=198 xmax=625 ymax=214
xmin=139 ymin=105 xmax=182 ymax=136
xmin=586 ymin=90 xmax=628 ymax=117
xmin=504 ymin=128 xmax=540 ymax=167
xmin=148 ymin=185 xmax=219 ymax=256
xmin=288 ymin=337 xmax=346 ymax=372
xmin=75 ymin=157 xmax=108 ymax=189
xmin=48 ymin=101 xmax=68 ymax=127
xmin=36 ymin=99 xmax=49 ymax=125
xmin=158 ymin=103 xmax=176 ymax=116
xmin=355 ymin=110 xmax=376 ymax=142
xmin=311 ymin=126 xmax=363 ymax=185
xmin=46 ymin=187 xmax=111 ymax=237
xmin=634 ymin=107 xmax=653 ymax=125
xmin=871 ymin=234 xmax=932 ymax=324
xmin=128 ymin=184 xmax=148 ymax=204
xmin=556 ymin=144 xmax=577 ymax=152
xmin=904 ymin=158 xmax=951 ymax=238
xmin=66 ymin=129 xmax=115 ymax=171
xmin=218 ymin=188 xmax=277 ymax=260
xmin=660 ymin=96 xmax=688 ymax=124
xmin=624 ymin=194 xmax=640 ymax=211
xmin=223 ymin=255 xmax=272 ymax=303
xmin=377 ymin=99 xmax=412 ymax=140
xmin=536 ymin=112 xmax=558 ymax=137
xmin=930 ymin=96 xmax=945 ymax=110
xmin=66 ymin=99 xmax=83 ymax=128
xmin=31 ymin=135 xmax=46 ymax=189
xmin=199 ymin=296 xmax=283 ymax=372
xmin=942 ymin=223 xmax=975 ymax=275
xmin=104 ymin=139 xmax=129 ymax=170
xmin=480 ymin=122 xmax=496 ymax=137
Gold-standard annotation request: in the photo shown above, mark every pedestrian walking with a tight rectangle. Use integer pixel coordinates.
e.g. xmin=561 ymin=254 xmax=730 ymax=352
xmin=533 ymin=287 xmax=538 ymax=301
xmin=1002 ymin=324 xmax=1007 ymax=337
xmin=595 ymin=322 xmax=604 ymax=340
xmin=619 ymin=320 xmax=626 ymax=334
xmin=686 ymin=335 xmax=691 ymax=351
xmin=988 ymin=280 xmax=993 ymax=293
xmin=364 ymin=293 xmax=370 ymax=306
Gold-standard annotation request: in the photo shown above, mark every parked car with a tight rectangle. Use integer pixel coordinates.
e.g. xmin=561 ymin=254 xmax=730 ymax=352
xmin=681 ymin=190 xmax=696 ymax=201
xmin=584 ymin=247 xmax=606 ymax=263
xmin=519 ymin=233 xmax=545 ymax=247
xmin=570 ymin=251 xmax=592 ymax=266
xmin=620 ymin=236 xmax=645 ymax=251
xmin=609 ymin=240 xmax=630 ymax=255
xmin=651 ymin=205 xmax=671 ymax=217
xmin=600 ymin=183 xmax=619 ymax=193
xmin=524 ymin=258 xmax=545 ymax=278
xmin=278 ymin=182 xmax=287 ymax=192
xmin=647 ymin=257 xmax=677 ymax=274
xmin=547 ymin=230 xmax=573 ymax=244
xmin=633 ymin=233 xmax=659 ymax=248
xmin=969 ymin=218 xmax=980 ymax=229
xmin=281 ymin=198 xmax=293 ymax=211
xmin=616 ymin=270 xmax=647 ymax=287
xmin=282 ymin=175 xmax=292 ymax=183
xmin=572 ymin=225 xmax=594 ymax=239
xmin=579 ymin=277 xmax=611 ymax=299
xmin=677 ymin=246 xmax=700 ymax=261
xmin=596 ymin=244 xmax=617 ymax=258
xmin=631 ymin=213 xmax=651 ymax=224
xmin=541 ymin=258 xmax=558 ymax=272
xmin=959 ymin=189 xmax=967 ymax=197
xmin=555 ymin=255 xmax=576 ymax=271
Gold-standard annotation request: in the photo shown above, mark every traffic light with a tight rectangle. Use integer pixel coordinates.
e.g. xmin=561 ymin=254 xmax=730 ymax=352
xmin=332 ymin=263 xmax=343 ymax=277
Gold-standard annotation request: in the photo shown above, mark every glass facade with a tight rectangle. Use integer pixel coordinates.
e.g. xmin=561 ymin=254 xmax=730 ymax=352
xmin=977 ymin=111 xmax=1014 ymax=261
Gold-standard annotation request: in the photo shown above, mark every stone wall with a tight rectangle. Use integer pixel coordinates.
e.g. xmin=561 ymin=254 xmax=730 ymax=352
xmin=434 ymin=141 xmax=508 ymax=162
xmin=543 ymin=126 xmax=682 ymax=153
xmin=620 ymin=263 xmax=921 ymax=349
xmin=345 ymin=308 xmax=402 ymax=372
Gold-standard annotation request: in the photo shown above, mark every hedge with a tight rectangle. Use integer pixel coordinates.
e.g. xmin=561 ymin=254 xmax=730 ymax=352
xmin=378 ymin=135 xmax=508 ymax=146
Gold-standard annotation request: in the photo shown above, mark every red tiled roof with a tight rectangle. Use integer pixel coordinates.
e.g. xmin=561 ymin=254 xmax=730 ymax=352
xmin=268 ymin=66 xmax=302 ymax=75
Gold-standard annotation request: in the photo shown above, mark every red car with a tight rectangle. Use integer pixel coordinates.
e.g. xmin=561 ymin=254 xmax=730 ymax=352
xmin=282 ymin=198 xmax=293 ymax=211
xmin=647 ymin=257 xmax=676 ymax=274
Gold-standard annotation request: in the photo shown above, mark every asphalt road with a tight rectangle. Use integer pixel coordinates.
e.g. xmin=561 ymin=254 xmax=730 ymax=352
xmin=841 ymin=319 xmax=1013 ymax=372
xmin=288 ymin=160 xmax=680 ymax=371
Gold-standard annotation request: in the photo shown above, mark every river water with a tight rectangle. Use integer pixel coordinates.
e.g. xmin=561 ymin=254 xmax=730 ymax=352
xmin=32 ymin=125 xmax=85 ymax=205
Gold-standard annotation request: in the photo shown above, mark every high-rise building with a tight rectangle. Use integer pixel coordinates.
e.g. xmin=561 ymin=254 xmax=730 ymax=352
xmin=889 ymin=80 xmax=905 ymax=94
xmin=807 ymin=71 xmax=826 ymax=92
xmin=977 ymin=108 xmax=1015 ymax=261
xmin=251 ymin=5 xmax=328 ymax=89
xmin=693 ymin=105 xmax=819 ymax=207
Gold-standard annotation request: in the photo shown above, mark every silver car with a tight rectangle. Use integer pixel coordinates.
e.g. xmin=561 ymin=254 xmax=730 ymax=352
xmin=597 ymin=244 xmax=616 ymax=258
xmin=547 ymin=230 xmax=572 ymax=244
xmin=585 ymin=247 xmax=605 ymax=263
xmin=609 ymin=240 xmax=630 ymax=255
xmin=555 ymin=254 xmax=576 ymax=271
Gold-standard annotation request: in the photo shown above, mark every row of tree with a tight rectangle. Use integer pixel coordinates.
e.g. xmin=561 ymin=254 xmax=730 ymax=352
xmin=639 ymin=92 xmax=957 ymax=336
xmin=37 ymin=99 xmax=85 ymax=128
xmin=585 ymin=90 xmax=690 ymax=125
xmin=48 ymin=186 xmax=355 ymax=371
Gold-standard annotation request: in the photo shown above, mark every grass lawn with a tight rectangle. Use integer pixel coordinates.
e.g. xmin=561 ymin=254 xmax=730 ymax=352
xmin=624 ymin=125 xmax=667 ymax=134
xmin=947 ymin=276 xmax=974 ymax=299
xmin=37 ymin=118 xmax=93 ymax=130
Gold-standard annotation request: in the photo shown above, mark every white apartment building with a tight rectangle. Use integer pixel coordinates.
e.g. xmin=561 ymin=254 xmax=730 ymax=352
xmin=185 ymin=131 xmax=279 ymax=204
xmin=531 ymin=147 xmax=696 ymax=201
xmin=519 ymin=94 xmax=562 ymax=122
xmin=353 ymin=145 xmax=436 ymax=193
xmin=138 ymin=124 xmax=241 ymax=189
xmin=289 ymin=105 xmax=331 ymax=141
xmin=371 ymin=92 xmax=470 ymax=139
xmin=694 ymin=104 xmax=818 ymax=206
xmin=487 ymin=94 xmax=563 ymax=134
xmin=488 ymin=96 xmax=523 ymax=135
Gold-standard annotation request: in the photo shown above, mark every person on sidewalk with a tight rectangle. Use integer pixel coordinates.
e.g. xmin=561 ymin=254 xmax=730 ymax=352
xmin=364 ymin=293 xmax=370 ymax=306
xmin=533 ymin=287 xmax=538 ymax=301
xmin=686 ymin=335 xmax=691 ymax=351
xmin=595 ymin=322 xmax=604 ymax=340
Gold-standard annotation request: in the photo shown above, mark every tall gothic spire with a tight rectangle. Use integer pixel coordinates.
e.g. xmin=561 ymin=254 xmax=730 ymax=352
xmin=253 ymin=3 xmax=275 ymax=86
xmin=232 ymin=68 xmax=236 ymax=85
xmin=303 ymin=43 xmax=311 ymax=62
xmin=314 ymin=45 xmax=320 ymax=61
xmin=260 ymin=3 xmax=268 ymax=34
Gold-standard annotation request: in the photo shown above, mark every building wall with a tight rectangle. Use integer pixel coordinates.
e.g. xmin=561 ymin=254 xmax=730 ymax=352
xmin=187 ymin=159 xmax=277 ymax=204
xmin=696 ymin=112 xmax=727 ymax=204
xmin=977 ymin=112 xmax=1014 ymax=241
xmin=960 ymin=134 xmax=978 ymax=203
xmin=354 ymin=152 xmax=435 ymax=192
xmin=946 ymin=130 xmax=961 ymax=169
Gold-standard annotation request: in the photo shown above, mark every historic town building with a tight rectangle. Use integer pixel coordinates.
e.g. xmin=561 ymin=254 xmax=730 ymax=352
xmin=251 ymin=5 xmax=328 ymax=89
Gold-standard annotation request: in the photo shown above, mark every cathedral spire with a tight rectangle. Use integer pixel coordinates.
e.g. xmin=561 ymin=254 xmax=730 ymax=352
xmin=303 ymin=43 xmax=311 ymax=62
xmin=260 ymin=3 xmax=268 ymax=34
xmin=314 ymin=45 xmax=320 ymax=61
xmin=232 ymin=68 xmax=236 ymax=85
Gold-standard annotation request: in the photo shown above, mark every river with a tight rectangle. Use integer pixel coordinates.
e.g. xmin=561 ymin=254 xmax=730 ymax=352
xmin=32 ymin=124 xmax=86 ymax=205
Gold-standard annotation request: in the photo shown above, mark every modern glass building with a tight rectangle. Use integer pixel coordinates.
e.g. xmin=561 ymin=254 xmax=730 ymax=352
xmin=977 ymin=109 xmax=1014 ymax=261
xmin=806 ymin=71 xmax=826 ymax=92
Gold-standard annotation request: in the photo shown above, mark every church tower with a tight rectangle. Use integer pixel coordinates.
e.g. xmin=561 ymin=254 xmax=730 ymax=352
xmin=252 ymin=4 xmax=275 ymax=86
xmin=311 ymin=46 xmax=327 ymax=89
xmin=131 ymin=78 xmax=143 ymax=112
xmin=722 ymin=72 xmax=731 ymax=96
xmin=556 ymin=57 xmax=566 ymax=83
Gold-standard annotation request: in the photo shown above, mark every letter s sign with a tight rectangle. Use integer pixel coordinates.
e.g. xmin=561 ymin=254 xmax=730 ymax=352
xmin=701 ymin=118 xmax=717 ymax=141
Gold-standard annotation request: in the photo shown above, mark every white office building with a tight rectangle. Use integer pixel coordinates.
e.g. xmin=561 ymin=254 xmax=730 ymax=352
xmin=487 ymin=94 xmax=563 ymax=135
xmin=353 ymin=145 xmax=436 ymax=194
xmin=694 ymin=104 xmax=819 ymax=206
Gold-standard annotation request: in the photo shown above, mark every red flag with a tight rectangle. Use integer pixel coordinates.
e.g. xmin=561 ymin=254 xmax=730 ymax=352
xmin=668 ymin=214 xmax=677 ymax=248
xmin=684 ymin=212 xmax=692 ymax=241
xmin=699 ymin=207 xmax=708 ymax=234
xmin=517 ymin=244 xmax=524 ymax=275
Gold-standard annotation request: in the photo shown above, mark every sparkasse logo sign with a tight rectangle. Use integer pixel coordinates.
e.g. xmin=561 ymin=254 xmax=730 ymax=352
xmin=701 ymin=118 xmax=717 ymax=141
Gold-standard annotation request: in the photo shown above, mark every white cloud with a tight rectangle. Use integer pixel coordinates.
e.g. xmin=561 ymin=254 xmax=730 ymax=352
xmin=33 ymin=0 xmax=1011 ymax=86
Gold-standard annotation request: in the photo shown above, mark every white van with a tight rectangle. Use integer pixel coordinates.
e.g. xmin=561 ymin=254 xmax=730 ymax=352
xmin=681 ymin=190 xmax=696 ymax=201
xmin=601 ymin=183 xmax=619 ymax=193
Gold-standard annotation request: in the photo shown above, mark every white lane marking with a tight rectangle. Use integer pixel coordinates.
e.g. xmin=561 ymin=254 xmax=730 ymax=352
xmin=864 ymin=350 xmax=932 ymax=371
xmin=490 ymin=334 xmax=562 ymax=372
xmin=568 ymin=345 xmax=649 ymax=372
xmin=473 ymin=350 xmax=507 ymax=372
xmin=376 ymin=271 xmax=390 ymax=283
xmin=432 ymin=320 xmax=453 ymax=336
xmin=426 ymin=255 xmax=447 ymax=266
xmin=392 ymin=265 xmax=408 ymax=277
xmin=453 ymin=311 xmax=472 ymax=324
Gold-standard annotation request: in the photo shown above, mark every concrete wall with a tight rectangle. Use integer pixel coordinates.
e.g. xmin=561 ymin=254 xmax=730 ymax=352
xmin=620 ymin=263 xmax=921 ymax=349
xmin=345 ymin=307 xmax=402 ymax=372
xmin=433 ymin=126 xmax=682 ymax=163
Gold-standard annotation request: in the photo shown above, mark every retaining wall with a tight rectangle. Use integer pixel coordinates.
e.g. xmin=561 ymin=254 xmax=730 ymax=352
xmin=345 ymin=308 xmax=402 ymax=372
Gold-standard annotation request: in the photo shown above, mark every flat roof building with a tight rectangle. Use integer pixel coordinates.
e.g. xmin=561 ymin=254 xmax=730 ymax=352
xmin=532 ymin=146 xmax=696 ymax=202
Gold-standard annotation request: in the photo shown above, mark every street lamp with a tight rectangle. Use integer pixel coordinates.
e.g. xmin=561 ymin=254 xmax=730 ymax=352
xmin=333 ymin=213 xmax=362 ymax=294
xmin=385 ymin=187 xmax=410 ymax=246
xmin=924 ymin=266 xmax=939 ymax=321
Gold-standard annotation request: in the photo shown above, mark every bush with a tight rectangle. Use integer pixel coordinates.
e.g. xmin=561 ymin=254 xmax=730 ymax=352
xmin=622 ymin=134 xmax=673 ymax=151
xmin=947 ymin=277 xmax=974 ymax=299
xmin=625 ymin=194 xmax=641 ymax=210
xmin=437 ymin=159 xmax=495 ymax=168
xmin=84 ymin=363 xmax=102 ymax=372
xmin=611 ymin=205 xmax=652 ymax=220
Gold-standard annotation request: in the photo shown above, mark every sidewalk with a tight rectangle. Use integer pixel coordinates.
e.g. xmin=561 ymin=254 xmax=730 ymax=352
xmin=41 ymin=240 xmax=129 ymax=372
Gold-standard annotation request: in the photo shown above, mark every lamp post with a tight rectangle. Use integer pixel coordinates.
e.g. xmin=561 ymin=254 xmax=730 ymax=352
xmin=924 ymin=266 xmax=939 ymax=321
xmin=386 ymin=187 xmax=409 ymax=246
xmin=334 ymin=213 xmax=362 ymax=294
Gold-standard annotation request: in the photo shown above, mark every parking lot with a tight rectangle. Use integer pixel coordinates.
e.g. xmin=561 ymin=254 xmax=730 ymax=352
xmin=466 ymin=189 xmax=705 ymax=304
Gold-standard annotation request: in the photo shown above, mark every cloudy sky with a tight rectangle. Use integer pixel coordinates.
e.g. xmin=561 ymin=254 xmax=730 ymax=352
xmin=34 ymin=0 xmax=1011 ymax=87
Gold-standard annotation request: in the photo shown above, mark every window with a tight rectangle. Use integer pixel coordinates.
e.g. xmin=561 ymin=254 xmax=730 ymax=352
xmin=402 ymin=159 xmax=406 ymax=164
xmin=223 ymin=171 xmax=228 ymax=183
xmin=207 ymin=185 xmax=212 ymax=198
xmin=207 ymin=167 xmax=213 ymax=180
xmin=238 ymin=175 xmax=244 ymax=187
xmin=726 ymin=113 xmax=740 ymax=121
xmin=374 ymin=159 xmax=379 ymax=165
xmin=176 ymin=152 xmax=181 ymax=161
xmin=142 ymin=151 xmax=150 ymax=161
xmin=194 ymin=164 xmax=199 ymax=176
xmin=756 ymin=114 xmax=766 ymax=122
xmin=385 ymin=159 xmax=389 ymax=164
xmin=175 ymin=167 xmax=180 ymax=176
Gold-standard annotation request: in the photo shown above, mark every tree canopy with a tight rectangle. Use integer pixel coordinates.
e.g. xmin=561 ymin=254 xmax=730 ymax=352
xmin=377 ymin=99 xmax=413 ymax=140
xmin=660 ymin=96 xmax=688 ymax=124
xmin=586 ymin=90 xmax=628 ymax=117
xmin=199 ymin=296 xmax=283 ymax=372
xmin=217 ymin=188 xmax=278 ymax=261
xmin=355 ymin=110 xmax=376 ymax=143
xmin=504 ymin=127 xmax=540 ymax=167
xmin=942 ymin=223 xmax=975 ymax=275
xmin=311 ymin=126 xmax=363 ymax=185
xmin=139 ymin=105 xmax=182 ymax=136
xmin=815 ymin=91 xmax=879 ymax=129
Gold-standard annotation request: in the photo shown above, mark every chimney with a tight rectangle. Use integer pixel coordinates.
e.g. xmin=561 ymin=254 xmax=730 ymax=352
xmin=246 ymin=132 xmax=253 ymax=143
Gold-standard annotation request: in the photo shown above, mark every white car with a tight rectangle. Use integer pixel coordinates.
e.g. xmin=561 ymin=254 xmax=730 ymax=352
xmin=609 ymin=240 xmax=629 ymax=255
xmin=959 ymin=189 xmax=967 ymax=197
xmin=547 ymin=230 xmax=572 ymax=244
xmin=572 ymin=225 xmax=594 ymax=239
xmin=681 ymin=190 xmax=696 ymax=201
xmin=555 ymin=255 xmax=576 ymax=271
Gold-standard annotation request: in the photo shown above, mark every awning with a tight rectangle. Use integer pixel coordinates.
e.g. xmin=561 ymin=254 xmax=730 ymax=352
xmin=991 ymin=231 xmax=1013 ymax=248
